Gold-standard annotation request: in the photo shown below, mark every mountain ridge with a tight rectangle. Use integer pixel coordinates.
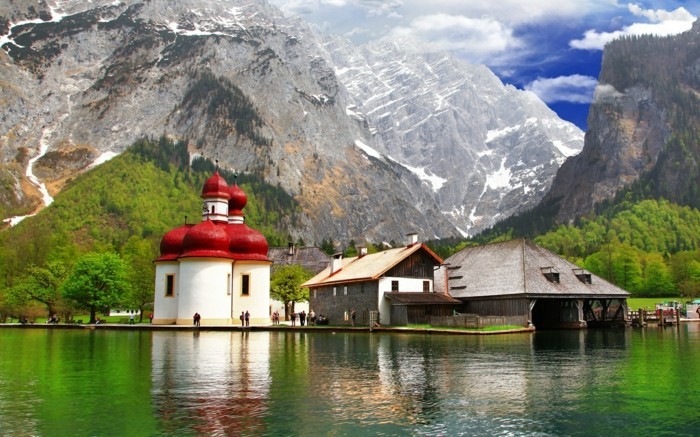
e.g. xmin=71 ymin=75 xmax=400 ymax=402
xmin=1 ymin=0 xmax=583 ymax=243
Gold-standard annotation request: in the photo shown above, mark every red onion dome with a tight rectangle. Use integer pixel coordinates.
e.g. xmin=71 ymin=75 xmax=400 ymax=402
xmin=225 ymin=224 xmax=270 ymax=261
xmin=180 ymin=220 xmax=234 ymax=259
xmin=157 ymin=224 xmax=193 ymax=261
xmin=228 ymin=184 xmax=248 ymax=214
xmin=202 ymin=171 xmax=230 ymax=199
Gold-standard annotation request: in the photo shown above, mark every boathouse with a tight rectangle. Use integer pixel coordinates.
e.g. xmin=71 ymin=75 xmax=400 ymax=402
xmin=440 ymin=239 xmax=630 ymax=328
xmin=303 ymin=233 xmax=460 ymax=326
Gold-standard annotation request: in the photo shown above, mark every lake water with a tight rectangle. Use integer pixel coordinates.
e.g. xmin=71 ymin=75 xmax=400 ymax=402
xmin=1 ymin=325 xmax=699 ymax=436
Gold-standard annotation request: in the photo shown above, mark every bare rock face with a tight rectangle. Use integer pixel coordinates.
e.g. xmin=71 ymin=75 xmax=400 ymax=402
xmin=542 ymin=21 xmax=700 ymax=224
xmin=0 ymin=0 xmax=583 ymax=241
xmin=321 ymin=36 xmax=583 ymax=235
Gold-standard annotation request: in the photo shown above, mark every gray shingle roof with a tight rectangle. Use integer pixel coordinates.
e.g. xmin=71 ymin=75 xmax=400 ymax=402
xmin=268 ymin=246 xmax=330 ymax=274
xmin=385 ymin=292 xmax=462 ymax=305
xmin=445 ymin=239 xmax=630 ymax=299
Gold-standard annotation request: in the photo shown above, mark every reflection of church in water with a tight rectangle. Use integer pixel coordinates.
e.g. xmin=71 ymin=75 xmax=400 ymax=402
xmin=152 ymin=170 xmax=271 ymax=325
xmin=151 ymin=332 xmax=271 ymax=433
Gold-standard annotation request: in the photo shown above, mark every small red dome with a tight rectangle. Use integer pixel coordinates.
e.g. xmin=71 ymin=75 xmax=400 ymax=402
xmin=229 ymin=184 xmax=248 ymax=214
xmin=157 ymin=224 xmax=193 ymax=261
xmin=180 ymin=220 xmax=234 ymax=259
xmin=202 ymin=171 xmax=230 ymax=199
xmin=225 ymin=224 xmax=270 ymax=261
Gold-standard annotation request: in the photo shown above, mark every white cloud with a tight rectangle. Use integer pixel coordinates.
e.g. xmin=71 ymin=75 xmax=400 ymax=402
xmin=386 ymin=0 xmax=602 ymax=26
xmin=524 ymin=75 xmax=598 ymax=104
xmin=570 ymin=4 xmax=695 ymax=50
xmin=592 ymin=83 xmax=625 ymax=102
xmin=387 ymin=14 xmax=520 ymax=62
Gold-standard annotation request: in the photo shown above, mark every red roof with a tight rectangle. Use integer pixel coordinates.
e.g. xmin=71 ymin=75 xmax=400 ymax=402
xmin=156 ymin=172 xmax=270 ymax=262
xmin=180 ymin=220 xmax=235 ymax=259
xmin=225 ymin=223 xmax=269 ymax=260
xmin=229 ymin=184 xmax=247 ymax=214
xmin=157 ymin=224 xmax=193 ymax=261
xmin=201 ymin=171 xmax=231 ymax=199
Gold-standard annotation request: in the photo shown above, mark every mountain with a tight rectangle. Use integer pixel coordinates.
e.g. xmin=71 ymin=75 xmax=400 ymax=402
xmin=540 ymin=20 xmax=700 ymax=225
xmin=322 ymin=36 xmax=583 ymax=235
xmin=0 ymin=0 xmax=583 ymax=243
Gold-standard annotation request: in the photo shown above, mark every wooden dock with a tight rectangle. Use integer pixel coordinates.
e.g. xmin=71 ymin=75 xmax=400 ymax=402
xmin=628 ymin=308 xmax=679 ymax=327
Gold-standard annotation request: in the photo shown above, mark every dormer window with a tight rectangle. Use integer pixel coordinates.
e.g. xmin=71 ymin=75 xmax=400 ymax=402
xmin=541 ymin=266 xmax=560 ymax=283
xmin=573 ymin=268 xmax=592 ymax=284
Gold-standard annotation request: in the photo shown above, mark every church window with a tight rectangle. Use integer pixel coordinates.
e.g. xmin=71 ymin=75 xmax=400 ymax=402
xmin=165 ymin=275 xmax=175 ymax=297
xmin=241 ymin=274 xmax=250 ymax=295
xmin=227 ymin=273 xmax=231 ymax=295
xmin=392 ymin=280 xmax=399 ymax=292
xmin=423 ymin=281 xmax=430 ymax=292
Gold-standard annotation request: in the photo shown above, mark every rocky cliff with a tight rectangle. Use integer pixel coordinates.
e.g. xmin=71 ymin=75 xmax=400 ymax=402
xmin=0 ymin=0 xmax=583 ymax=243
xmin=542 ymin=20 xmax=700 ymax=224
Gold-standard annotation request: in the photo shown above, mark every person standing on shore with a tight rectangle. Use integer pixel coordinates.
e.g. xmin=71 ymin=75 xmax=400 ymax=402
xmin=245 ymin=310 xmax=250 ymax=327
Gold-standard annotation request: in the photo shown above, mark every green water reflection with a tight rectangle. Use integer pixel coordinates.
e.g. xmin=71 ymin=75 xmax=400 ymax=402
xmin=1 ymin=326 xmax=699 ymax=436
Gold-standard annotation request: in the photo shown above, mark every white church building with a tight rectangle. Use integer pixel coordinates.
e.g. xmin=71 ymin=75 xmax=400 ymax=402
xmin=153 ymin=170 xmax=271 ymax=325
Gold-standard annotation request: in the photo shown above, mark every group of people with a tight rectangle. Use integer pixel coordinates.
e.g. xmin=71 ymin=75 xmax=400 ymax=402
xmin=272 ymin=309 xmax=319 ymax=326
xmin=290 ymin=310 xmax=315 ymax=326
xmin=239 ymin=311 xmax=250 ymax=326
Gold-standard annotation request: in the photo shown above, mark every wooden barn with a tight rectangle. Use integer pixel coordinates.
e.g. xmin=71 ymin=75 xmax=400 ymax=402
xmin=440 ymin=239 xmax=630 ymax=329
xmin=303 ymin=234 xmax=461 ymax=326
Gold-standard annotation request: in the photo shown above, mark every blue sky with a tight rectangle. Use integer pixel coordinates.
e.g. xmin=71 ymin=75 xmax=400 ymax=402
xmin=268 ymin=1 xmax=699 ymax=131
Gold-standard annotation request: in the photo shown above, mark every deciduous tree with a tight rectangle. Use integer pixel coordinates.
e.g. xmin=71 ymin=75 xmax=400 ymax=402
xmin=8 ymin=261 xmax=68 ymax=317
xmin=62 ymin=253 xmax=130 ymax=324
xmin=270 ymin=264 xmax=313 ymax=320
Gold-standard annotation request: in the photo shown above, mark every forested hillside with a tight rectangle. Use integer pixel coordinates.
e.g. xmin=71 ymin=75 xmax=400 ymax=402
xmin=0 ymin=137 xmax=300 ymax=319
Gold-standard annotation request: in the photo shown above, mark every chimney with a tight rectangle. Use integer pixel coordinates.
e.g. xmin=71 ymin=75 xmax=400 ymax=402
xmin=287 ymin=242 xmax=295 ymax=256
xmin=330 ymin=253 xmax=343 ymax=274
xmin=358 ymin=246 xmax=367 ymax=257
xmin=406 ymin=232 xmax=418 ymax=247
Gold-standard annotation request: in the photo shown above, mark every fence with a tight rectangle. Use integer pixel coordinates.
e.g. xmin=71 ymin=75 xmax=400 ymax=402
xmin=429 ymin=314 xmax=528 ymax=329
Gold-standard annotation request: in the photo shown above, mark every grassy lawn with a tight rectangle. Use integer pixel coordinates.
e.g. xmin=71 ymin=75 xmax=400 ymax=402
xmin=407 ymin=324 xmax=525 ymax=331
xmin=627 ymin=297 xmax=683 ymax=311
xmin=33 ymin=315 xmax=149 ymax=324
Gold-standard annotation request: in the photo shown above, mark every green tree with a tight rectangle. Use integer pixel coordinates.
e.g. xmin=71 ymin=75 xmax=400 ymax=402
xmin=641 ymin=253 xmax=675 ymax=296
xmin=62 ymin=253 xmax=131 ymax=324
xmin=270 ymin=264 xmax=313 ymax=319
xmin=122 ymin=237 xmax=157 ymax=322
xmin=8 ymin=261 xmax=69 ymax=317
xmin=612 ymin=244 xmax=643 ymax=292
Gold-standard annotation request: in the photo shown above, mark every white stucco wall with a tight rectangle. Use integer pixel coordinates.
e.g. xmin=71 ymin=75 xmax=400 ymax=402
xmin=231 ymin=261 xmax=271 ymax=325
xmin=178 ymin=258 xmax=234 ymax=324
xmin=378 ymin=277 xmax=432 ymax=294
xmin=376 ymin=277 xmax=434 ymax=325
xmin=153 ymin=262 xmax=180 ymax=323
xmin=201 ymin=198 xmax=229 ymax=223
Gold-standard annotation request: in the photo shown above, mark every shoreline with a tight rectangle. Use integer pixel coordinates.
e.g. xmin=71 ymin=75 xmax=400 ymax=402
xmin=0 ymin=323 xmax=536 ymax=335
